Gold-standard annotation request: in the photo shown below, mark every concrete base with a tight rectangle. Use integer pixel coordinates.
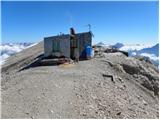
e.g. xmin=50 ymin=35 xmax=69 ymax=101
xmin=40 ymin=58 xmax=69 ymax=65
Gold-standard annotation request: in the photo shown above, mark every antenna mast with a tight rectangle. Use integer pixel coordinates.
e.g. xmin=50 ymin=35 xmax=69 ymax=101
xmin=88 ymin=24 xmax=91 ymax=31
xmin=85 ymin=24 xmax=94 ymax=37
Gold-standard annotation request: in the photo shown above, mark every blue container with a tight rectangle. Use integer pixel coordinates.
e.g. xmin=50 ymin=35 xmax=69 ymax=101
xmin=86 ymin=46 xmax=92 ymax=59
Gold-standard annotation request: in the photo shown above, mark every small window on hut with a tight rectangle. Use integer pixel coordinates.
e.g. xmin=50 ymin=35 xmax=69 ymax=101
xmin=53 ymin=40 xmax=60 ymax=52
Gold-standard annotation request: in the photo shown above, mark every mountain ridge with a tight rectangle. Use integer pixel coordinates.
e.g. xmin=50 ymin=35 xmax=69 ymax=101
xmin=0 ymin=42 xmax=159 ymax=66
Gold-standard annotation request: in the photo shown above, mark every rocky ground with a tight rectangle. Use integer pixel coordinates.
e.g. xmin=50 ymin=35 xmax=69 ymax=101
xmin=1 ymin=42 xmax=159 ymax=119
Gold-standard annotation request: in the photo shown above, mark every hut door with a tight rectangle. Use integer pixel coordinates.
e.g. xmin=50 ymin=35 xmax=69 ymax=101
xmin=53 ymin=40 xmax=60 ymax=52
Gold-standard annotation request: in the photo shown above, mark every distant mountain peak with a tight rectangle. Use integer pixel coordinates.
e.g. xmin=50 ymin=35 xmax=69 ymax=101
xmin=112 ymin=42 xmax=124 ymax=49
xmin=96 ymin=42 xmax=105 ymax=46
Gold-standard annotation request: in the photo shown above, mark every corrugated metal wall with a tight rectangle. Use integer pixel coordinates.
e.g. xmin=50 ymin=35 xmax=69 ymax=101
xmin=44 ymin=35 xmax=70 ymax=58
xmin=76 ymin=32 xmax=92 ymax=58
xmin=44 ymin=32 xmax=92 ymax=59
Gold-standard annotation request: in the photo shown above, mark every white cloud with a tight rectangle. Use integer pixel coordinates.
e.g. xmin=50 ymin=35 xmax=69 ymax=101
xmin=140 ymin=53 xmax=159 ymax=61
xmin=119 ymin=44 xmax=153 ymax=51
xmin=0 ymin=43 xmax=35 ymax=65
xmin=130 ymin=52 xmax=137 ymax=56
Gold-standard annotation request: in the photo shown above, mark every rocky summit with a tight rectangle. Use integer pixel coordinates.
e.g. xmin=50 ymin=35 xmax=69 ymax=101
xmin=1 ymin=42 xmax=159 ymax=119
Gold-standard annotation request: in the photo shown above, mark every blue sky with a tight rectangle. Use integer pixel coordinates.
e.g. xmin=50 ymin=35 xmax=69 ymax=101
xmin=1 ymin=1 xmax=159 ymax=44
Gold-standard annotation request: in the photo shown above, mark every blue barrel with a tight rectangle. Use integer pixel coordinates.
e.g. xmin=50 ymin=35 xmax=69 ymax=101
xmin=86 ymin=46 xmax=92 ymax=59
